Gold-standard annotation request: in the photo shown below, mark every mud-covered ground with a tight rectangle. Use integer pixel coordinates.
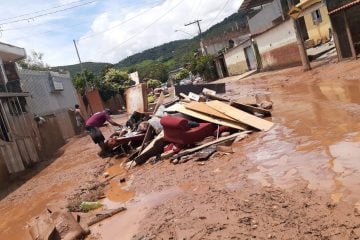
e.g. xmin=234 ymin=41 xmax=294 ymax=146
xmin=1 ymin=59 xmax=360 ymax=240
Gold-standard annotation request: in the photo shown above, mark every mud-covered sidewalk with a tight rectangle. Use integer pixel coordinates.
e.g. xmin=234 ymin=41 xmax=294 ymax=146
xmin=1 ymin=59 xmax=360 ymax=240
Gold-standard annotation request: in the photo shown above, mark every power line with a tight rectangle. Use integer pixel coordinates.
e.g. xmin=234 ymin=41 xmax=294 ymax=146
xmin=0 ymin=0 xmax=91 ymax=23
xmin=0 ymin=0 xmax=97 ymax=26
xmin=96 ymin=0 xmax=185 ymax=57
xmin=79 ymin=0 xmax=163 ymax=40
xmin=205 ymin=0 xmax=231 ymax=29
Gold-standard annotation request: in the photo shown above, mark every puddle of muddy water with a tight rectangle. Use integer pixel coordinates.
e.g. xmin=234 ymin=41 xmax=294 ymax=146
xmin=90 ymin=187 xmax=182 ymax=240
xmin=235 ymin=79 xmax=360 ymax=204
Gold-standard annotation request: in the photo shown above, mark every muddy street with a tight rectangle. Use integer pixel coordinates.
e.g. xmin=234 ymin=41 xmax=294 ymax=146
xmin=1 ymin=59 xmax=360 ymax=239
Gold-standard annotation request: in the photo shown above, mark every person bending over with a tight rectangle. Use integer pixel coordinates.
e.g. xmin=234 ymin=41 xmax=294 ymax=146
xmin=85 ymin=109 xmax=122 ymax=152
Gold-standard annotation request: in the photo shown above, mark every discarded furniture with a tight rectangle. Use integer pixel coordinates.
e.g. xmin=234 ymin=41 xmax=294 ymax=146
xmin=160 ymin=116 xmax=217 ymax=145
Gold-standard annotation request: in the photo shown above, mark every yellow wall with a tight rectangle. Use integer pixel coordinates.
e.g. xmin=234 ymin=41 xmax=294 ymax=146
xmin=303 ymin=6 xmax=331 ymax=44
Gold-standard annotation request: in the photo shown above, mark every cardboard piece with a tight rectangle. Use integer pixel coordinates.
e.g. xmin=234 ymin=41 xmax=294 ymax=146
xmin=206 ymin=101 xmax=274 ymax=131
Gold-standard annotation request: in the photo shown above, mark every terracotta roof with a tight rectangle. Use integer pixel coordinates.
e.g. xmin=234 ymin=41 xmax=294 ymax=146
xmin=328 ymin=0 xmax=360 ymax=14
xmin=239 ymin=0 xmax=273 ymax=11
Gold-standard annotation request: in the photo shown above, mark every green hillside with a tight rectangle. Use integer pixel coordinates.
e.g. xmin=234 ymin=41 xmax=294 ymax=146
xmin=56 ymin=11 xmax=250 ymax=78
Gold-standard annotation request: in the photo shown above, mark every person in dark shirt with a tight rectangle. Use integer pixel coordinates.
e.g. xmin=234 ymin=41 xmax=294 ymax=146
xmin=85 ymin=109 xmax=122 ymax=153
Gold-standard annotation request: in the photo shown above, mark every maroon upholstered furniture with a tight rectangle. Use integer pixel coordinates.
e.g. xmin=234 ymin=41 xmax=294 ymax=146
xmin=160 ymin=116 xmax=217 ymax=145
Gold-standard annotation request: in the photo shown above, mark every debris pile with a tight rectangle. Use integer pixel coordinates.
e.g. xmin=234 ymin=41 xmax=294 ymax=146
xmin=105 ymin=86 xmax=274 ymax=168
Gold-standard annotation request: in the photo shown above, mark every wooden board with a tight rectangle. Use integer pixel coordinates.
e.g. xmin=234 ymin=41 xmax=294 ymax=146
xmin=165 ymin=103 xmax=246 ymax=130
xmin=206 ymin=100 xmax=274 ymax=131
xmin=203 ymin=92 xmax=271 ymax=117
xmin=173 ymin=131 xmax=251 ymax=159
xmin=184 ymin=102 xmax=236 ymax=121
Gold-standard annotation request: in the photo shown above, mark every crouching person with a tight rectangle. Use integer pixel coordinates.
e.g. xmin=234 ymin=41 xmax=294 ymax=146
xmin=85 ymin=109 xmax=122 ymax=156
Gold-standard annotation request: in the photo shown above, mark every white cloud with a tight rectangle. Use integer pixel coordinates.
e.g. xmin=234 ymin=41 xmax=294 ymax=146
xmin=0 ymin=0 xmax=243 ymax=66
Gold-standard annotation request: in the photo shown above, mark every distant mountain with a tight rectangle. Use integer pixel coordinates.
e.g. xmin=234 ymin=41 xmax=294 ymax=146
xmin=56 ymin=11 xmax=250 ymax=78
xmin=53 ymin=62 xmax=110 ymax=78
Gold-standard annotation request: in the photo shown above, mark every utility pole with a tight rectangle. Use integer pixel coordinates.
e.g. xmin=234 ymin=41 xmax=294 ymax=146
xmin=73 ymin=39 xmax=93 ymax=115
xmin=287 ymin=0 xmax=311 ymax=71
xmin=185 ymin=19 xmax=207 ymax=55
xmin=73 ymin=39 xmax=89 ymax=89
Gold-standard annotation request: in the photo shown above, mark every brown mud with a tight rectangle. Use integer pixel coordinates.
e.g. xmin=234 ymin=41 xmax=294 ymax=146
xmin=1 ymin=59 xmax=360 ymax=239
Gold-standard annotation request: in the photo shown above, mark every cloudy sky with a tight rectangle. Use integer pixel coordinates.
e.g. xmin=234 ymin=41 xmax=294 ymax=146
xmin=0 ymin=0 xmax=243 ymax=66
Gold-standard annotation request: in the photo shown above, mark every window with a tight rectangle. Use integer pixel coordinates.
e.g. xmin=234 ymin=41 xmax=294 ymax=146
xmin=312 ymin=9 xmax=322 ymax=25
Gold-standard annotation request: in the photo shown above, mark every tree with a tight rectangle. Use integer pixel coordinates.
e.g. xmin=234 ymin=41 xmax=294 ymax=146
xmin=133 ymin=60 xmax=169 ymax=82
xmin=190 ymin=55 xmax=217 ymax=81
xmin=147 ymin=79 xmax=162 ymax=89
xmin=18 ymin=51 xmax=50 ymax=71
xmin=102 ymin=68 xmax=135 ymax=101
xmin=72 ymin=70 xmax=96 ymax=95
xmin=174 ymin=69 xmax=190 ymax=81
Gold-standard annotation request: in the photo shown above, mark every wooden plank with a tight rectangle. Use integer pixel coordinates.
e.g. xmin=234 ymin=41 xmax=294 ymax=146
xmin=165 ymin=103 xmax=246 ymax=130
xmin=204 ymin=92 xmax=271 ymax=117
xmin=16 ymin=139 xmax=31 ymax=166
xmin=206 ymin=101 xmax=274 ymax=131
xmin=184 ymin=102 xmax=236 ymax=121
xmin=230 ymin=101 xmax=272 ymax=117
xmin=24 ymin=137 xmax=40 ymax=163
xmin=173 ymin=131 xmax=251 ymax=159
xmin=0 ymin=142 xmax=25 ymax=173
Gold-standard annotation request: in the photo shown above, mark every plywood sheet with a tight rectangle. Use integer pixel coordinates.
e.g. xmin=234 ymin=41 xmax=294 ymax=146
xmin=125 ymin=83 xmax=148 ymax=114
xmin=206 ymin=100 xmax=274 ymax=131
xmin=165 ymin=103 xmax=246 ymax=130
xmin=184 ymin=102 xmax=236 ymax=121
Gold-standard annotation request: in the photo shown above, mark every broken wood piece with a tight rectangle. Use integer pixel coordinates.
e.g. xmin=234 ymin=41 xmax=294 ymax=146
xmin=88 ymin=207 xmax=126 ymax=226
xmin=173 ymin=131 xmax=251 ymax=159
xmin=165 ymin=103 xmax=246 ymax=130
xmin=179 ymin=93 xmax=191 ymax=102
xmin=184 ymin=102 xmax=236 ymax=121
xmin=230 ymin=101 xmax=272 ymax=117
xmin=134 ymin=131 xmax=166 ymax=165
xmin=206 ymin=101 xmax=274 ymax=131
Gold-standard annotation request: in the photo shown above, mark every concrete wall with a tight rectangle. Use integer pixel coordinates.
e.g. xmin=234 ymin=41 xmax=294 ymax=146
xmin=304 ymin=5 xmax=332 ymax=44
xmin=19 ymin=70 xmax=78 ymax=116
xmin=248 ymin=0 xmax=283 ymax=34
xmin=254 ymin=20 xmax=302 ymax=70
xmin=86 ymin=89 xmax=104 ymax=114
xmin=37 ymin=114 xmax=66 ymax=159
xmin=224 ymin=40 xmax=251 ymax=76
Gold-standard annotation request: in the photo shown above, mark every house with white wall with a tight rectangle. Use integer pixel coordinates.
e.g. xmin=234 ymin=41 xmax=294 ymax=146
xmin=0 ymin=42 xmax=41 ymax=187
xmin=223 ymin=0 xmax=303 ymax=76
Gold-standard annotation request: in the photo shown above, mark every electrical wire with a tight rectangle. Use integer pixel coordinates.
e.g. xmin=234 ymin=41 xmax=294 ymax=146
xmin=79 ymin=0 xmax=163 ymax=40
xmin=0 ymin=0 xmax=97 ymax=26
xmin=96 ymin=0 xmax=185 ymax=57
xmin=0 ymin=0 xmax=91 ymax=23
xmin=205 ymin=0 xmax=231 ymax=29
